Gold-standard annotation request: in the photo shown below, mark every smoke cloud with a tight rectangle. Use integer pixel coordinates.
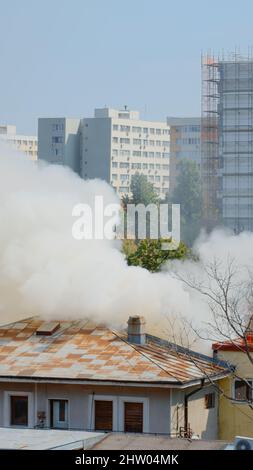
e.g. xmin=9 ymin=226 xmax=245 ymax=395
xmin=0 ymin=145 xmax=253 ymax=350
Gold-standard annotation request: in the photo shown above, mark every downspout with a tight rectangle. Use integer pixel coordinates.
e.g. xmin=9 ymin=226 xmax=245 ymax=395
xmin=184 ymin=378 xmax=205 ymax=436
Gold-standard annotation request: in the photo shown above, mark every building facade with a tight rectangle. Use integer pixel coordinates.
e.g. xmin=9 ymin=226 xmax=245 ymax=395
xmin=38 ymin=108 xmax=171 ymax=199
xmin=81 ymin=108 xmax=170 ymax=198
xmin=38 ymin=118 xmax=80 ymax=171
xmin=212 ymin=332 xmax=253 ymax=440
xmin=167 ymin=117 xmax=201 ymax=192
xmin=0 ymin=124 xmax=37 ymax=160
xmin=202 ymin=54 xmax=253 ymax=232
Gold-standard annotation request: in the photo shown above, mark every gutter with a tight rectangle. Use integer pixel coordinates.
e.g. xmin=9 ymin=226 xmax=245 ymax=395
xmin=0 ymin=372 xmax=231 ymax=389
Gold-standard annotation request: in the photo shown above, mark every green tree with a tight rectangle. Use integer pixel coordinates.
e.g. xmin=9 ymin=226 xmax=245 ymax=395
xmin=126 ymin=238 xmax=190 ymax=273
xmin=128 ymin=173 xmax=159 ymax=206
xmin=167 ymin=160 xmax=202 ymax=246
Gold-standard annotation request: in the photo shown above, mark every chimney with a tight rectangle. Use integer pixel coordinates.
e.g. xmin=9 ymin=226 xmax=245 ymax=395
xmin=127 ymin=316 xmax=146 ymax=345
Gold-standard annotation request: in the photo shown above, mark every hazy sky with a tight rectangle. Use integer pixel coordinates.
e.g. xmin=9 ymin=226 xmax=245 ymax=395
xmin=0 ymin=0 xmax=252 ymax=134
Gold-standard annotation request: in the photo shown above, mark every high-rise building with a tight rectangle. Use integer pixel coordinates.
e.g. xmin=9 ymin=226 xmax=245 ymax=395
xmin=38 ymin=108 xmax=171 ymax=198
xmin=38 ymin=118 xmax=80 ymax=171
xmin=0 ymin=124 xmax=37 ymax=160
xmin=167 ymin=117 xmax=201 ymax=193
xmin=202 ymin=53 xmax=253 ymax=232
xmin=81 ymin=108 xmax=170 ymax=198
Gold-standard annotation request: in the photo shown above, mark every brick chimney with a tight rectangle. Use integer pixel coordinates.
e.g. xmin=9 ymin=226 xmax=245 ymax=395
xmin=127 ymin=315 xmax=146 ymax=345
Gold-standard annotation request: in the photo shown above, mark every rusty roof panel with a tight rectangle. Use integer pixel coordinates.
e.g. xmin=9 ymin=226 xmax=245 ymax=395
xmin=0 ymin=318 xmax=231 ymax=385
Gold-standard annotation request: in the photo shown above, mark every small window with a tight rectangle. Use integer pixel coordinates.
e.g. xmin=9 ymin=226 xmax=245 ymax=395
xmin=11 ymin=395 xmax=28 ymax=426
xmin=234 ymin=380 xmax=252 ymax=401
xmin=205 ymin=393 xmax=215 ymax=409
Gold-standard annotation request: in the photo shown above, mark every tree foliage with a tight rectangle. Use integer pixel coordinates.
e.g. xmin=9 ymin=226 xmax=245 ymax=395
xmin=167 ymin=159 xmax=202 ymax=246
xmin=126 ymin=238 xmax=191 ymax=273
xmin=128 ymin=173 xmax=159 ymax=206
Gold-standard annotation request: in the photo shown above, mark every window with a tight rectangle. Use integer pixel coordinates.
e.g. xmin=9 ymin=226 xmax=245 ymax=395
xmin=119 ymin=150 xmax=130 ymax=157
xmin=120 ymin=162 xmax=129 ymax=168
xmin=205 ymin=393 xmax=215 ymax=409
xmin=132 ymin=163 xmax=141 ymax=169
xmin=112 ymin=162 xmax=118 ymax=168
xmin=50 ymin=399 xmax=68 ymax=429
xmin=124 ymin=402 xmax=143 ymax=433
xmin=120 ymin=138 xmax=130 ymax=144
xmin=143 ymin=139 xmax=149 ymax=146
xmin=143 ymin=151 xmax=148 ymax=158
xmin=112 ymin=149 xmax=118 ymax=156
xmin=149 ymin=164 xmax=154 ymax=169
xmin=11 ymin=396 xmax=28 ymax=426
xmin=156 ymin=140 xmax=161 ymax=146
xmin=133 ymin=138 xmax=141 ymax=145
xmin=120 ymin=125 xmax=130 ymax=132
xmin=112 ymin=174 xmax=118 ymax=180
xmin=156 ymin=129 xmax=161 ymax=135
xmin=143 ymin=127 xmax=148 ymax=134
xmin=234 ymin=379 xmax=253 ymax=401
xmin=148 ymin=152 xmax=154 ymax=158
xmin=95 ymin=400 xmax=113 ymax=431
xmin=156 ymin=164 xmax=161 ymax=169
xmin=155 ymin=152 xmax=161 ymax=158
xmin=52 ymin=136 xmax=63 ymax=144
xmin=133 ymin=151 xmax=141 ymax=157
xmin=121 ymin=174 xmax=129 ymax=181
xmin=162 ymin=141 xmax=170 ymax=147
xmin=149 ymin=140 xmax=155 ymax=146
xmin=162 ymin=128 xmax=170 ymax=135
xmin=52 ymin=123 xmax=64 ymax=131
xmin=155 ymin=176 xmax=160 ymax=182
xmin=162 ymin=164 xmax=169 ymax=170
xmin=113 ymin=124 xmax=118 ymax=131
xmin=132 ymin=126 xmax=141 ymax=133
xmin=112 ymin=137 xmax=118 ymax=143
xmin=162 ymin=152 xmax=170 ymax=158
xmin=119 ymin=186 xmax=129 ymax=193
xmin=143 ymin=163 xmax=148 ymax=169
xmin=150 ymin=128 xmax=155 ymax=134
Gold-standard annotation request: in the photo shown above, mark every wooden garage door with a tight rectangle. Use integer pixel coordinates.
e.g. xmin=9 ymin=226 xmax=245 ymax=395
xmin=124 ymin=402 xmax=143 ymax=433
xmin=94 ymin=400 xmax=113 ymax=431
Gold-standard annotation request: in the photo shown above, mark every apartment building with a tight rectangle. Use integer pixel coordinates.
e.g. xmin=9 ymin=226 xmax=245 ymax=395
xmin=38 ymin=118 xmax=81 ymax=171
xmin=167 ymin=117 xmax=201 ymax=193
xmin=81 ymin=108 xmax=170 ymax=198
xmin=0 ymin=124 xmax=38 ymax=160
xmin=38 ymin=108 xmax=171 ymax=199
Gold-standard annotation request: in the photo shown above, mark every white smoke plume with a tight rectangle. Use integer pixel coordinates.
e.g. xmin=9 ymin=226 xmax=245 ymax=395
xmin=0 ymin=145 xmax=253 ymax=351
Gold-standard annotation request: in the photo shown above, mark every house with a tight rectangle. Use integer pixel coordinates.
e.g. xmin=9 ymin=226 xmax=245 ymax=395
xmin=212 ymin=320 xmax=253 ymax=440
xmin=0 ymin=315 xmax=232 ymax=439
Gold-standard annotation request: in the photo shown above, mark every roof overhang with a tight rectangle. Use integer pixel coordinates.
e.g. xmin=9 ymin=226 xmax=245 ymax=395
xmin=0 ymin=371 xmax=232 ymax=389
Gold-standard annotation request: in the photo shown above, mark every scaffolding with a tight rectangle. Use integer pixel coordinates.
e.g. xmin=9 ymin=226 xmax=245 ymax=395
xmin=201 ymin=50 xmax=253 ymax=232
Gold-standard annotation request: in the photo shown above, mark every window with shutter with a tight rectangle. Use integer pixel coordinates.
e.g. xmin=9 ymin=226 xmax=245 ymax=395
xmin=94 ymin=400 xmax=113 ymax=431
xmin=124 ymin=402 xmax=143 ymax=433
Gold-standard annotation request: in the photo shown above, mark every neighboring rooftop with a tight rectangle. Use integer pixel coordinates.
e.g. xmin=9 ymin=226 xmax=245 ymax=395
xmin=0 ymin=317 xmax=231 ymax=386
xmin=0 ymin=427 xmax=104 ymax=450
xmin=91 ymin=433 xmax=228 ymax=450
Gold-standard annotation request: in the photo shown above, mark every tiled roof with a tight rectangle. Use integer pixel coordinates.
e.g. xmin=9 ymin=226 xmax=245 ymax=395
xmin=0 ymin=318 xmax=231 ymax=386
